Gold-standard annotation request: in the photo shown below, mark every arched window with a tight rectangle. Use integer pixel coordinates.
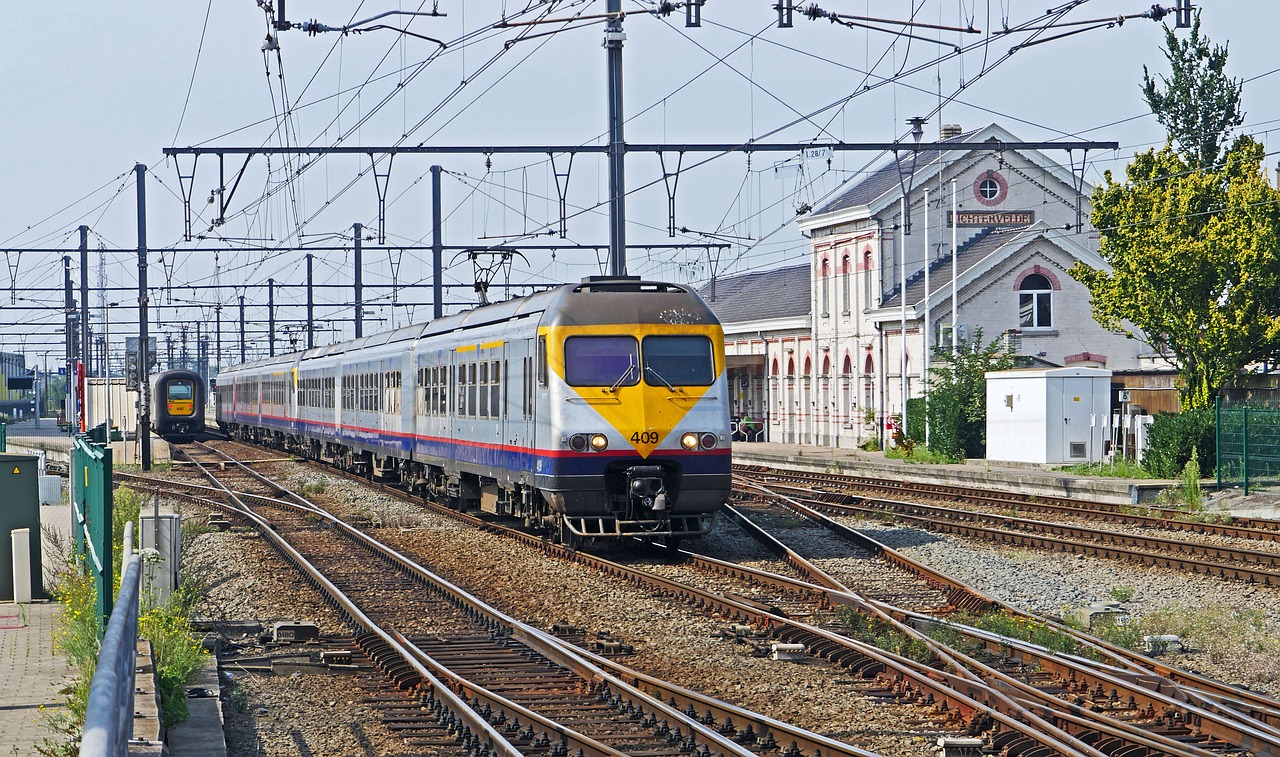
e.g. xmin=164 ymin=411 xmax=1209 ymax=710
xmin=787 ymin=357 xmax=795 ymax=377
xmin=803 ymin=356 xmax=812 ymax=376
xmin=822 ymin=355 xmax=831 ymax=375
xmin=820 ymin=259 xmax=831 ymax=315
xmin=842 ymin=354 xmax=853 ymax=375
xmin=841 ymin=254 xmax=852 ymax=314
xmin=862 ymin=354 xmax=875 ymax=416
xmin=771 ymin=358 xmax=779 ymax=376
xmin=1018 ymin=273 xmax=1053 ymax=328
xmin=862 ymin=249 xmax=875 ymax=305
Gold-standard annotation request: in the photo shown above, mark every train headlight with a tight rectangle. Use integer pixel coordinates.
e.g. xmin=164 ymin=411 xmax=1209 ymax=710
xmin=568 ymin=434 xmax=589 ymax=452
xmin=700 ymin=432 xmax=719 ymax=450
xmin=590 ymin=433 xmax=609 ymax=452
xmin=680 ymin=432 xmax=699 ymax=451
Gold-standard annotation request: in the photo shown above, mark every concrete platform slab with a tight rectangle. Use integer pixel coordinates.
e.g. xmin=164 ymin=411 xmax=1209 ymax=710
xmin=0 ymin=600 xmax=71 ymax=756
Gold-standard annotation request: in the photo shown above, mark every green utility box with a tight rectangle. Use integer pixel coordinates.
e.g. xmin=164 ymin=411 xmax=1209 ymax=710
xmin=0 ymin=453 xmax=45 ymax=601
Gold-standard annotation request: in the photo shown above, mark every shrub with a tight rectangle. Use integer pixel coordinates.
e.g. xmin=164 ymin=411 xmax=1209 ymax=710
xmin=1180 ymin=448 xmax=1204 ymax=508
xmin=1142 ymin=407 xmax=1215 ymax=478
xmin=140 ymin=581 xmax=208 ymax=728
xmin=924 ymin=331 xmax=1016 ymax=460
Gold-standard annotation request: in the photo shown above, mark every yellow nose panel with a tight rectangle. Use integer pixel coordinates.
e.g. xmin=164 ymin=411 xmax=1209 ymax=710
xmin=572 ymin=382 xmax=711 ymax=457
xmin=548 ymin=324 xmax=723 ymax=458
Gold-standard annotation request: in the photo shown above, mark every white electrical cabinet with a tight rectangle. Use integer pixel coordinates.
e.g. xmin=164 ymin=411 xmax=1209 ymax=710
xmin=985 ymin=367 xmax=1112 ymax=465
xmin=140 ymin=514 xmax=182 ymax=604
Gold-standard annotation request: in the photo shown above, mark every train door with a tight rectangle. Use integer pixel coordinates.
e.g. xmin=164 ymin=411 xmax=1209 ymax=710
xmin=518 ymin=338 xmax=535 ymax=463
xmin=447 ymin=349 xmax=459 ymax=469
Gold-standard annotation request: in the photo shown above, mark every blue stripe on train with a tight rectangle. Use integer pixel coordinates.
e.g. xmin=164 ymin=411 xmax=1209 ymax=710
xmin=223 ymin=410 xmax=729 ymax=477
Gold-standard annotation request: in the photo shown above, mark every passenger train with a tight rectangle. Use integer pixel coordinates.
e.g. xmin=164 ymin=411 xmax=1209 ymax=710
xmin=214 ymin=276 xmax=732 ymax=543
xmin=152 ymin=369 xmax=207 ymax=441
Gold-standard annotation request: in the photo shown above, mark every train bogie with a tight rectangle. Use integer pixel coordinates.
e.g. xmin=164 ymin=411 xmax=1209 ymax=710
xmin=215 ymin=276 xmax=732 ymax=541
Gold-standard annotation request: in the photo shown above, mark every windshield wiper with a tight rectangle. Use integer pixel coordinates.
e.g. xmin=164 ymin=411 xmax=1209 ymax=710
xmin=609 ymin=359 xmax=636 ymax=393
xmin=644 ymin=365 xmax=677 ymax=391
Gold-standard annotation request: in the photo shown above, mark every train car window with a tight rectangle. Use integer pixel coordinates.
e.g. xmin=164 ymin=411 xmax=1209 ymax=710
xmin=537 ymin=336 xmax=548 ymax=386
xmin=428 ymin=368 xmax=434 ymax=415
xmin=466 ymin=362 xmax=477 ymax=417
xmin=564 ymin=336 xmax=639 ymax=387
xmin=478 ymin=362 xmax=489 ymax=417
xmin=492 ymin=360 xmax=501 ymax=419
xmin=642 ymin=335 xmax=715 ymax=386
xmin=168 ymin=381 xmax=193 ymax=401
xmin=439 ymin=366 xmax=448 ymax=415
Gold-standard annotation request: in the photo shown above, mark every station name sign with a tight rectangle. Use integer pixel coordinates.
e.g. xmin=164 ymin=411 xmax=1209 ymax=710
xmin=948 ymin=210 xmax=1034 ymax=227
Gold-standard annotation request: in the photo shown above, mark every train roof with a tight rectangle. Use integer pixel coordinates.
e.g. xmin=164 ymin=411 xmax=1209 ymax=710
xmin=219 ymin=276 xmax=715 ymax=374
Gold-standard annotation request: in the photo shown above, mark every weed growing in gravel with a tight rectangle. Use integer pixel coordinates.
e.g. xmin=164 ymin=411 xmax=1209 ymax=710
xmin=832 ymin=607 xmax=936 ymax=664
xmin=226 ymin=683 xmax=251 ymax=713
xmin=873 ymin=630 xmax=934 ymax=664
xmin=299 ymin=480 xmax=327 ymax=497
xmin=1093 ymin=603 xmax=1280 ymax=689
xmin=1109 ymin=585 xmax=1135 ymax=603
xmin=952 ymin=610 xmax=1079 ymax=655
xmin=1180 ymin=449 xmax=1204 ymax=509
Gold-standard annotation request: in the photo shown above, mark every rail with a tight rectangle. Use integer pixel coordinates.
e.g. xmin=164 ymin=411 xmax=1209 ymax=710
xmin=80 ymin=521 xmax=142 ymax=757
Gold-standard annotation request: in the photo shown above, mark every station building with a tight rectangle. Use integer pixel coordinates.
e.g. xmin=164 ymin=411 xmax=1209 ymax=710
xmin=705 ymin=123 xmax=1175 ymax=450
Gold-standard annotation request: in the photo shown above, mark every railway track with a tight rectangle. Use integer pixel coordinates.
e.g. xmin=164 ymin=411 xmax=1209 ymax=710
xmin=732 ymin=465 xmax=1280 ymax=540
xmin=154 ymin=441 xmax=879 ymax=757
xmin=736 ymin=467 xmax=1280 ymax=586
xmin=728 ymin=472 xmax=1280 ymax=755
xmin=126 ymin=440 xmax=1280 ymax=755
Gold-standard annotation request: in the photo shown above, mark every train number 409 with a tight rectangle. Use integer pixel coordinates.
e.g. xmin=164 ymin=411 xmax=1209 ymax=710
xmin=630 ymin=431 xmax=659 ymax=445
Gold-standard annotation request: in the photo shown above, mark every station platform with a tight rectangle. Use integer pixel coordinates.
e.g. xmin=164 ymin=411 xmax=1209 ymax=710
xmin=732 ymin=440 xmax=1173 ymax=506
xmin=1 ymin=458 xmax=72 ymax=757
xmin=0 ymin=600 xmax=71 ymax=755
xmin=4 ymin=420 xmax=171 ymax=468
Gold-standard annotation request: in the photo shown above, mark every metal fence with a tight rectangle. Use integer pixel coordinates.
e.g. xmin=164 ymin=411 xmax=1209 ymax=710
xmin=71 ymin=436 xmax=114 ymax=624
xmin=80 ymin=521 xmax=141 ymax=757
xmin=1216 ymin=397 xmax=1280 ymax=494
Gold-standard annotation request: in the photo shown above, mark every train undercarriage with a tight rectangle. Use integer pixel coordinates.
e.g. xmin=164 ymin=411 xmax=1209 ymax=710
xmin=222 ymin=423 xmax=715 ymax=548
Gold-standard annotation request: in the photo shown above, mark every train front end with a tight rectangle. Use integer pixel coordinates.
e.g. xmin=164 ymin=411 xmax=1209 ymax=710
xmin=537 ymin=277 xmax=731 ymax=541
xmin=153 ymin=369 xmax=206 ymax=441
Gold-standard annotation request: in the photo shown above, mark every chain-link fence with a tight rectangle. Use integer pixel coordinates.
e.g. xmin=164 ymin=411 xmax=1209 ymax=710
xmin=1217 ymin=393 xmax=1280 ymax=494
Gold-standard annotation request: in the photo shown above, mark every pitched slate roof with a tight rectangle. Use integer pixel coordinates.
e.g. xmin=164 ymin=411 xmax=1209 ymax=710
xmin=697 ymin=264 xmax=811 ymax=325
xmin=815 ymin=127 xmax=982 ymax=216
xmin=878 ymin=223 xmax=1046 ymax=310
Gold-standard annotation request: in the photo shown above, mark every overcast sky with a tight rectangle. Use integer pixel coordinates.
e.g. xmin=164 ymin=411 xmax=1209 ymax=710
xmin=2 ymin=1 xmax=1277 ymax=361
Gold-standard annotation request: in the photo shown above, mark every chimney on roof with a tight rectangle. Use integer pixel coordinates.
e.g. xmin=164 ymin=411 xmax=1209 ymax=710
xmin=940 ymin=124 xmax=962 ymax=140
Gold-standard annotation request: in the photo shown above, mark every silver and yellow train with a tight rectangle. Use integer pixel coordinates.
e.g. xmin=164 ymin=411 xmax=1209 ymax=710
xmin=214 ymin=276 xmax=732 ymax=543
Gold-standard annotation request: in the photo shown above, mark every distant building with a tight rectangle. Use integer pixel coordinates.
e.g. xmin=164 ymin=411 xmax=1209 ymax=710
xmin=704 ymin=123 xmax=1171 ymax=450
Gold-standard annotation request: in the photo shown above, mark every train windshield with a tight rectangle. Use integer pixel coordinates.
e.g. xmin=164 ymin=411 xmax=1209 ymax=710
xmin=167 ymin=380 xmax=194 ymax=401
xmin=564 ymin=336 xmax=640 ymax=387
xmin=642 ymin=335 xmax=715 ymax=386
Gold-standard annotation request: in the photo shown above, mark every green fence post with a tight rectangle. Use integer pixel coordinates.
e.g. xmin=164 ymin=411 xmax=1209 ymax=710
xmin=1215 ymin=396 xmax=1221 ymax=492
xmin=0 ymin=421 xmax=6 ymax=452
xmin=71 ymin=437 xmax=114 ymax=635
xmin=1243 ymin=407 xmax=1250 ymax=496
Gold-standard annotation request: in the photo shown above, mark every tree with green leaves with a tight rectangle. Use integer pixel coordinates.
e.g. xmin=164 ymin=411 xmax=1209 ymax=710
xmin=1071 ymin=17 xmax=1280 ymax=410
xmin=1071 ymin=138 xmax=1280 ymax=409
xmin=925 ymin=331 xmax=1017 ymax=460
xmin=1141 ymin=11 xmax=1244 ymax=169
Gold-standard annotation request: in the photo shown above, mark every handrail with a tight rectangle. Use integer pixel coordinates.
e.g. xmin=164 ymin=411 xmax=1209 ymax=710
xmin=80 ymin=522 xmax=141 ymax=757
